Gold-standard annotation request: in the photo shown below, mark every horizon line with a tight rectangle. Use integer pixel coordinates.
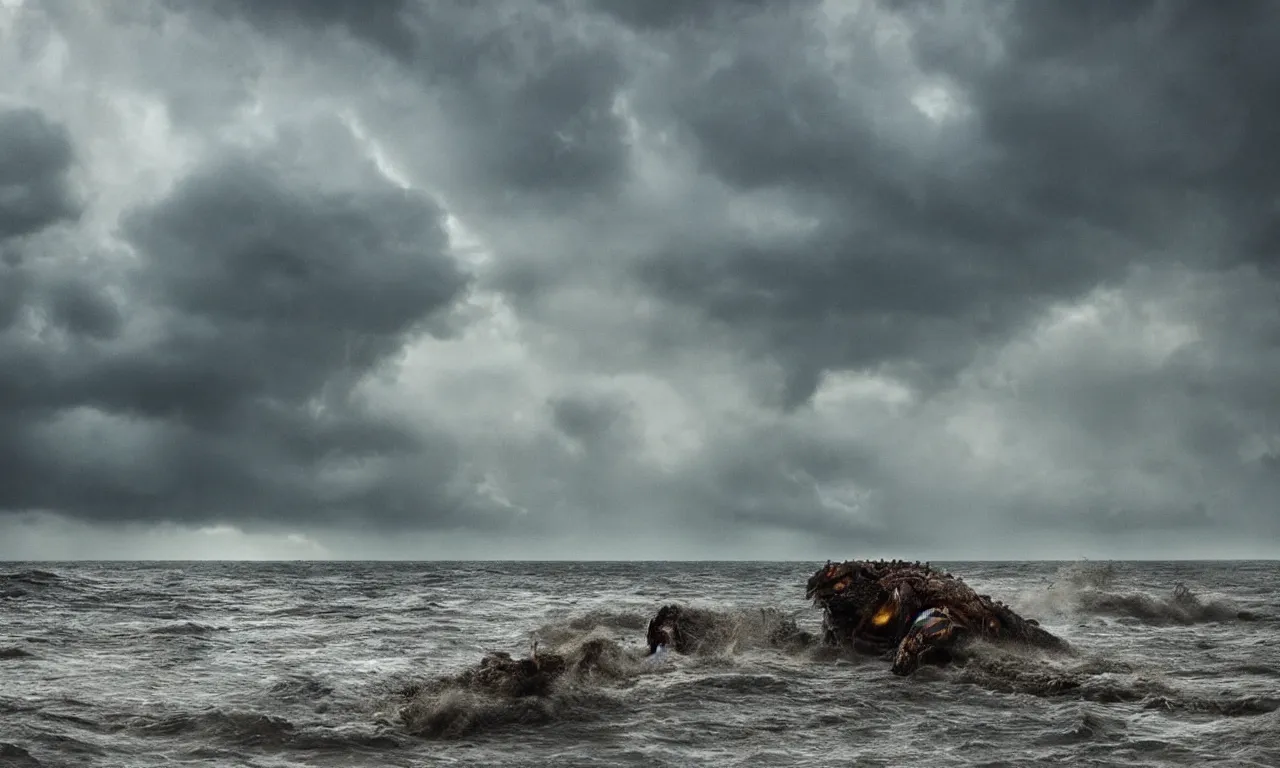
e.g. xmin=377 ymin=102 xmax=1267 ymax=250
xmin=4 ymin=557 xmax=1277 ymax=564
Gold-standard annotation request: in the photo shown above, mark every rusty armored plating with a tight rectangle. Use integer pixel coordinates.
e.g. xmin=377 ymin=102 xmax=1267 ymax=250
xmin=805 ymin=559 xmax=1070 ymax=674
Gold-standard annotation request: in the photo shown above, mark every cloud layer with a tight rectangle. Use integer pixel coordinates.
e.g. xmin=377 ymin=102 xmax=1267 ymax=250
xmin=1 ymin=0 xmax=1277 ymax=559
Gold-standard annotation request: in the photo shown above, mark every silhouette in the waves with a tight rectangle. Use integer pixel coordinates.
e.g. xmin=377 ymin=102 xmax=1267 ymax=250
xmin=644 ymin=604 xmax=817 ymax=656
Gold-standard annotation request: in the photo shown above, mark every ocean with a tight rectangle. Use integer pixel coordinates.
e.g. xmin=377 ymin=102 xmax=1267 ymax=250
xmin=1 ymin=561 xmax=1276 ymax=767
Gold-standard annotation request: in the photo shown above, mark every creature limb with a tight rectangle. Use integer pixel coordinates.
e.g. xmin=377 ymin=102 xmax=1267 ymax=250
xmin=891 ymin=607 xmax=967 ymax=676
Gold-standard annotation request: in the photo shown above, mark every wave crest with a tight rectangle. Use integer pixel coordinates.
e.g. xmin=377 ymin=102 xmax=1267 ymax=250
xmin=1076 ymin=582 xmax=1242 ymax=625
xmin=394 ymin=635 xmax=636 ymax=739
xmin=137 ymin=709 xmax=298 ymax=746
xmin=0 ymin=743 xmax=41 ymax=768
xmin=149 ymin=622 xmax=225 ymax=636
xmin=648 ymin=605 xmax=817 ymax=657
xmin=1023 ymin=563 xmax=1253 ymax=626
xmin=949 ymin=648 xmax=1278 ymax=718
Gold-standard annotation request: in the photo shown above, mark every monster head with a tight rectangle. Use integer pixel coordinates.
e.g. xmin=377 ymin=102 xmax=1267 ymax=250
xmin=805 ymin=561 xmax=884 ymax=609
xmin=805 ymin=560 xmax=918 ymax=645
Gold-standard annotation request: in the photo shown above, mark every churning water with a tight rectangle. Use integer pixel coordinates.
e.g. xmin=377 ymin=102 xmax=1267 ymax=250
xmin=1 ymin=561 xmax=1277 ymax=767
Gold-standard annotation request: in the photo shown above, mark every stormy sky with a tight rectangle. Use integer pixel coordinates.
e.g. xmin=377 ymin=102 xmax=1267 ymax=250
xmin=2 ymin=0 xmax=1278 ymax=560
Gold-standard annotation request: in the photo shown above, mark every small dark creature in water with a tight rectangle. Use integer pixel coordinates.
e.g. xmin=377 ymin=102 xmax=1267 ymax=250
xmin=645 ymin=604 xmax=688 ymax=655
xmin=645 ymin=604 xmax=817 ymax=656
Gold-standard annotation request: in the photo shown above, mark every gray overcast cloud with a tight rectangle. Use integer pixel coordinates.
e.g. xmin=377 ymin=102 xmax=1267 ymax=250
xmin=1 ymin=0 xmax=1278 ymax=560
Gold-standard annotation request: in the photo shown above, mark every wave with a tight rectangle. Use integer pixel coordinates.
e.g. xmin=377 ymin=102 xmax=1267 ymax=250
xmin=1142 ymin=693 xmax=1279 ymax=717
xmin=532 ymin=609 xmax=650 ymax=646
xmin=1034 ymin=707 xmax=1127 ymax=745
xmin=1053 ymin=560 xmax=1122 ymax=590
xmin=393 ymin=636 xmax=634 ymax=739
xmin=148 ymin=622 xmax=226 ymax=636
xmin=946 ymin=647 xmax=1278 ymax=718
xmin=391 ymin=603 xmax=828 ymax=740
xmin=396 ymin=684 xmax=617 ymax=740
xmin=267 ymin=675 xmax=335 ymax=703
xmin=137 ymin=710 xmax=298 ymax=745
xmin=644 ymin=605 xmax=817 ymax=656
xmin=0 ymin=569 xmax=62 ymax=600
xmin=0 ymin=743 xmax=41 ymax=767
xmin=131 ymin=708 xmax=401 ymax=751
xmin=1 ymin=569 xmax=106 ymax=604
xmin=1234 ymin=663 xmax=1280 ymax=677
xmin=0 ymin=569 xmax=61 ymax=585
xmin=1023 ymin=563 xmax=1255 ymax=626
xmin=1075 ymin=582 xmax=1243 ymax=625
xmin=533 ymin=604 xmax=816 ymax=659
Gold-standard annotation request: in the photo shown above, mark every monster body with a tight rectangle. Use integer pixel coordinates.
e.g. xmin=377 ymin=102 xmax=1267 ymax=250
xmin=643 ymin=561 xmax=1068 ymax=675
xmin=806 ymin=559 xmax=1070 ymax=674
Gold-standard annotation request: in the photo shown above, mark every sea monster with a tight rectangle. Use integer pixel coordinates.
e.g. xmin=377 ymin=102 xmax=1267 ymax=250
xmin=647 ymin=559 xmax=1071 ymax=676
xmin=804 ymin=559 xmax=1071 ymax=674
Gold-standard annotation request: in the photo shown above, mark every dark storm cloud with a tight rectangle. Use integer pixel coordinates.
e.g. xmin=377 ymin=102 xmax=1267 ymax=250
xmin=867 ymin=0 xmax=1280 ymax=537
xmin=676 ymin=426 xmax=892 ymax=543
xmin=905 ymin=0 xmax=1280 ymax=267
xmin=588 ymin=0 xmax=788 ymax=31
xmin=4 ymin=0 xmax=1280 ymax=554
xmin=367 ymin=0 xmax=1280 ymax=544
xmin=443 ymin=0 xmax=1278 ymax=544
xmin=44 ymin=279 xmax=123 ymax=340
xmin=0 ymin=114 xmax=516 ymax=532
xmin=549 ymin=391 xmax=635 ymax=449
xmin=66 ymin=152 xmax=467 ymax=434
xmin=204 ymin=0 xmax=632 ymax=199
xmin=606 ymin=0 xmax=1280 ymax=407
xmin=0 ymin=105 xmax=93 ymax=394
xmin=201 ymin=0 xmax=419 ymax=62
xmin=0 ymin=107 xmax=79 ymax=240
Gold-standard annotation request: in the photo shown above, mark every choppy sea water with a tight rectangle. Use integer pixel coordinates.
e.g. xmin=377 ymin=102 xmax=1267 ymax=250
xmin=1 ymin=561 xmax=1277 ymax=767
